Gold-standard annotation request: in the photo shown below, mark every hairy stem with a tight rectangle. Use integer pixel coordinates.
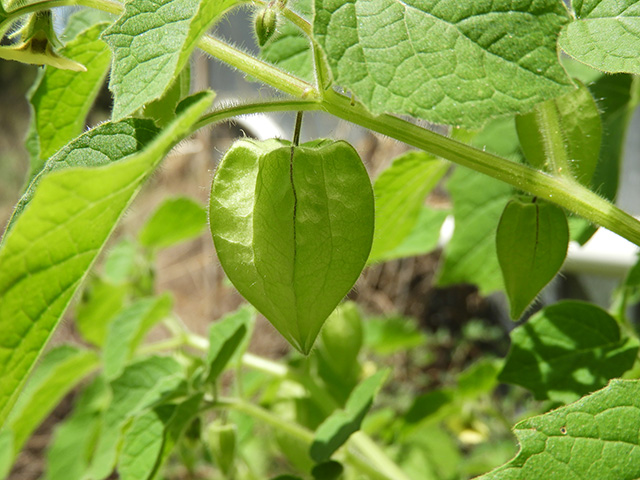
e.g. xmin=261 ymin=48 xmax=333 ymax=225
xmin=321 ymin=90 xmax=640 ymax=246
xmin=191 ymin=98 xmax=322 ymax=134
xmin=197 ymin=34 xmax=317 ymax=100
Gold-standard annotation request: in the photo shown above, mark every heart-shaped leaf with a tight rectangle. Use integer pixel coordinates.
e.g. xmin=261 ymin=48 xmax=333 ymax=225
xmin=209 ymin=139 xmax=374 ymax=354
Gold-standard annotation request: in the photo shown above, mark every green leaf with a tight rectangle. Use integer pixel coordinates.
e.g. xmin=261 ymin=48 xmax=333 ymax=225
xmin=120 ymin=395 xmax=203 ymax=480
xmin=477 ymin=379 xmax=640 ymax=479
xmin=516 ymin=81 xmax=601 ymax=186
xmin=210 ymin=139 xmax=374 ymax=354
xmin=310 ymin=369 xmax=388 ymax=462
xmin=103 ymin=294 xmax=173 ymax=380
xmin=312 ymin=461 xmax=344 ymax=480
xmin=0 ymin=91 xmax=213 ymax=430
xmin=457 ymin=358 xmax=502 ymax=399
xmin=0 ymin=430 xmax=13 ymax=479
xmin=62 ymin=8 xmax=116 ymax=40
xmin=378 ymin=207 xmax=448 ymax=262
xmin=27 ymin=21 xmax=111 ymax=179
xmin=404 ymin=359 xmax=501 ymax=431
xmin=397 ymin=425 xmax=462 ymax=480
xmin=142 ymin=64 xmax=191 ymax=127
xmin=404 ymin=389 xmax=457 ymax=427
xmin=559 ymin=1 xmax=640 ymax=75
xmin=496 ymin=197 xmax=569 ymax=319
xmin=102 ymin=238 xmax=141 ymax=285
xmin=206 ymin=306 xmax=252 ymax=383
xmin=7 ymin=118 xmax=159 ymax=230
xmin=153 ymin=394 xmax=204 ymax=475
xmin=103 ymin=0 xmax=235 ymax=119
xmin=364 ymin=315 xmax=426 ymax=355
xmin=0 ymin=10 xmax=86 ymax=71
xmin=368 ymin=151 xmax=448 ymax=263
xmin=119 ymin=409 xmax=165 ymax=480
xmin=87 ymin=356 xmax=185 ymax=479
xmin=261 ymin=0 xmax=314 ymax=81
xmin=499 ymin=301 xmax=639 ymax=403
xmin=6 ymin=346 xmax=99 ymax=455
xmin=44 ymin=376 xmax=111 ymax=480
xmin=139 ymin=196 xmax=207 ymax=249
xmin=437 ymin=166 xmax=512 ymax=294
xmin=75 ymin=278 xmax=128 ymax=347
xmin=314 ymin=0 xmax=573 ymax=128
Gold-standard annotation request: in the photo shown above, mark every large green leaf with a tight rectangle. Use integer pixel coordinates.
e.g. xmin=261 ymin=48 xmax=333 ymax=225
xmin=210 ymin=139 xmax=374 ymax=354
xmin=7 ymin=118 xmax=159 ymax=231
xmin=369 ymin=151 xmax=448 ymax=263
xmin=499 ymin=301 xmax=639 ymax=403
xmin=314 ymin=0 xmax=573 ymax=128
xmin=0 ymin=91 xmax=213 ymax=429
xmin=28 ymin=22 xmax=112 ymax=179
xmin=6 ymin=346 xmax=99 ymax=456
xmin=559 ymin=1 xmax=640 ymax=74
xmin=103 ymin=0 xmax=236 ymax=119
xmin=477 ymin=379 xmax=640 ymax=479
xmin=496 ymin=197 xmax=569 ymax=319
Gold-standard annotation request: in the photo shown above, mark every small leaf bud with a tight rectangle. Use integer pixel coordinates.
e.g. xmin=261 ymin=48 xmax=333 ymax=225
xmin=255 ymin=7 xmax=277 ymax=47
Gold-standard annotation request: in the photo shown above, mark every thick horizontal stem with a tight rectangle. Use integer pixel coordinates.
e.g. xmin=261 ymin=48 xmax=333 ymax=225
xmin=322 ymin=90 xmax=640 ymax=247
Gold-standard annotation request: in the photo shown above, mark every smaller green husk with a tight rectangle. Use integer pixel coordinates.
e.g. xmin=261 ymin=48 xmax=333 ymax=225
xmin=255 ymin=7 xmax=277 ymax=47
xmin=496 ymin=196 xmax=568 ymax=319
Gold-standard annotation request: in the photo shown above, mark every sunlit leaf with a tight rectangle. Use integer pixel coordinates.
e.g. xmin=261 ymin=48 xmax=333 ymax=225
xmin=478 ymin=379 xmax=640 ymax=479
xmin=559 ymin=1 xmax=640 ymax=74
xmin=499 ymin=301 xmax=639 ymax=403
xmin=0 ymin=92 xmax=213 ymax=429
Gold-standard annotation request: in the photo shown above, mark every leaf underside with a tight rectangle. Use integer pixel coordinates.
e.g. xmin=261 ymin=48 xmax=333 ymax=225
xmin=314 ymin=0 xmax=573 ymax=128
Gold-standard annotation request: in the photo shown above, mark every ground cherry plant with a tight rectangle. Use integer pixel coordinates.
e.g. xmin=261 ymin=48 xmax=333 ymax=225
xmin=1 ymin=0 xmax=640 ymax=478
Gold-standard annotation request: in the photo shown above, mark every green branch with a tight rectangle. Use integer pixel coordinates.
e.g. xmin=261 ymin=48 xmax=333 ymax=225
xmin=322 ymin=90 xmax=640 ymax=246
xmin=215 ymin=397 xmax=316 ymax=444
xmin=197 ymin=34 xmax=317 ymax=100
xmin=0 ymin=0 xmax=121 ymax=32
xmin=212 ymin=397 xmax=401 ymax=480
xmin=191 ymin=98 xmax=322 ymax=133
